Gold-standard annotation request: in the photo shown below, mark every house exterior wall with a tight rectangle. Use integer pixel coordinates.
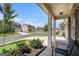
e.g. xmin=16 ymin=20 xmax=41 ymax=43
xmin=14 ymin=23 xmax=22 ymax=32
xmin=68 ymin=9 xmax=79 ymax=55
xmin=75 ymin=8 xmax=79 ymax=42
xmin=64 ymin=17 xmax=72 ymax=43
xmin=15 ymin=27 xmax=22 ymax=32
xmin=21 ymin=25 xmax=29 ymax=32
xmin=21 ymin=24 xmax=35 ymax=32
xmin=36 ymin=27 xmax=43 ymax=32
xmin=62 ymin=7 xmax=79 ymax=56
xmin=71 ymin=14 xmax=75 ymax=40
xmin=64 ymin=15 xmax=77 ymax=55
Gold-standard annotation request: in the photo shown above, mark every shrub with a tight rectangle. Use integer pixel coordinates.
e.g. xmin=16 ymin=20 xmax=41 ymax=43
xmin=2 ymin=41 xmax=31 ymax=56
xmin=2 ymin=48 xmax=21 ymax=56
xmin=30 ymin=38 xmax=43 ymax=49
xmin=2 ymin=49 xmax=10 ymax=55
xmin=16 ymin=41 xmax=26 ymax=49
xmin=62 ymin=32 xmax=65 ymax=37
xmin=8 ymin=48 xmax=21 ymax=56
xmin=24 ymin=45 xmax=31 ymax=53
xmin=16 ymin=41 xmax=31 ymax=54
xmin=56 ymin=31 xmax=59 ymax=34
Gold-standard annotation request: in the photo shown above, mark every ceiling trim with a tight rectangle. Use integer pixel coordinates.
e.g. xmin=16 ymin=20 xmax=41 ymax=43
xmin=36 ymin=3 xmax=49 ymax=15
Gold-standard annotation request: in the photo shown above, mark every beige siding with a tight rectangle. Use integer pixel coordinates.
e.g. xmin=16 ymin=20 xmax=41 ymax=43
xmin=21 ymin=25 xmax=29 ymax=32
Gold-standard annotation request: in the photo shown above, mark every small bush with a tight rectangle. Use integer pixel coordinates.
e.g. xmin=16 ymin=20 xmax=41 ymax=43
xmin=56 ymin=31 xmax=59 ymax=34
xmin=24 ymin=45 xmax=31 ymax=53
xmin=16 ymin=41 xmax=31 ymax=54
xmin=9 ymin=48 xmax=21 ymax=56
xmin=30 ymin=38 xmax=43 ymax=49
xmin=2 ymin=49 xmax=10 ymax=55
xmin=2 ymin=48 xmax=21 ymax=56
xmin=2 ymin=41 xmax=32 ymax=56
xmin=62 ymin=33 xmax=65 ymax=37
xmin=16 ymin=41 xmax=26 ymax=49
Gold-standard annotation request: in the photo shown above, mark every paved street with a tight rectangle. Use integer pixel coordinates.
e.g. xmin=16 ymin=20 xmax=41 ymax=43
xmin=0 ymin=32 xmax=67 ymax=47
xmin=0 ymin=32 xmax=47 ymax=45
xmin=0 ymin=32 xmax=68 ymax=50
xmin=0 ymin=32 xmax=44 ymax=45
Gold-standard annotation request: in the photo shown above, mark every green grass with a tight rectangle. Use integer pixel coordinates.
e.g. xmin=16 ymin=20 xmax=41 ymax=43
xmin=0 ymin=32 xmax=19 ymax=37
xmin=6 ymin=32 xmax=19 ymax=35
xmin=0 ymin=34 xmax=3 ymax=37
xmin=0 ymin=39 xmax=30 ymax=53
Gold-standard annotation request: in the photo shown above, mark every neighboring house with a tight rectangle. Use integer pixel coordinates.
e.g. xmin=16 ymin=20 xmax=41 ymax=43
xmin=52 ymin=28 xmax=62 ymax=33
xmin=14 ymin=23 xmax=22 ymax=32
xmin=21 ymin=24 xmax=35 ymax=32
xmin=55 ymin=28 xmax=61 ymax=32
xmin=36 ymin=27 xmax=43 ymax=32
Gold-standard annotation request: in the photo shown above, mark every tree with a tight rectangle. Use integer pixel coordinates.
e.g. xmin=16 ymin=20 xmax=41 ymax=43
xmin=43 ymin=24 xmax=48 ymax=32
xmin=59 ymin=22 xmax=64 ymax=30
xmin=59 ymin=22 xmax=65 ymax=36
xmin=0 ymin=3 xmax=17 ymax=44
xmin=0 ymin=20 xmax=2 ymax=33
xmin=0 ymin=3 xmax=17 ymax=33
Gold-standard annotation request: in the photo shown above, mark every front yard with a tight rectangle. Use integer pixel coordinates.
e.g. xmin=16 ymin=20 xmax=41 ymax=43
xmin=0 ymin=34 xmax=3 ymax=37
xmin=0 ymin=32 xmax=19 ymax=37
xmin=0 ymin=40 xmax=30 ymax=53
xmin=0 ymin=38 xmax=45 ymax=56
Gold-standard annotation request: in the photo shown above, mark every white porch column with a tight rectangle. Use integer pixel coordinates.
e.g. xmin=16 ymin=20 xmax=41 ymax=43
xmin=48 ymin=13 xmax=52 ymax=56
xmin=52 ymin=17 xmax=56 ymax=56
xmin=64 ymin=18 xmax=68 ymax=44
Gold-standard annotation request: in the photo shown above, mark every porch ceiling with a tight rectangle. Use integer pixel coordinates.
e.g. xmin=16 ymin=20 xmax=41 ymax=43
xmin=37 ymin=3 xmax=77 ymax=19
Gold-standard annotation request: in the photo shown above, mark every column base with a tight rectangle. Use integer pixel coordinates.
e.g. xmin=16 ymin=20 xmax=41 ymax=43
xmin=39 ymin=47 xmax=52 ymax=56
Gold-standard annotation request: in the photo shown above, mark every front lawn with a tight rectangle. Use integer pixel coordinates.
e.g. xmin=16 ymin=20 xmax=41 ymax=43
xmin=0 ymin=32 xmax=20 ymax=37
xmin=0 ymin=38 xmax=45 ymax=56
xmin=6 ymin=32 xmax=19 ymax=35
xmin=0 ymin=40 xmax=30 ymax=53
xmin=0 ymin=34 xmax=3 ymax=37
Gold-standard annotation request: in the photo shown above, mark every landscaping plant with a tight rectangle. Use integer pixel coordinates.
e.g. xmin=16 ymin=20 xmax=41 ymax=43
xmin=16 ymin=41 xmax=31 ymax=54
xmin=30 ymin=38 xmax=44 ymax=49
xmin=2 ymin=48 xmax=21 ymax=56
xmin=2 ymin=41 xmax=31 ymax=56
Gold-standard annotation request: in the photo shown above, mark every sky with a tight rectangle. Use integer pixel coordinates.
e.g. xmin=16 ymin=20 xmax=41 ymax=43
xmin=0 ymin=3 xmax=64 ymax=28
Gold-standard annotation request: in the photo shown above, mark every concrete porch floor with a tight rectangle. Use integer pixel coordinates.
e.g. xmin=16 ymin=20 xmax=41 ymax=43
xmin=24 ymin=36 xmax=68 ymax=56
xmin=37 ymin=36 xmax=68 ymax=56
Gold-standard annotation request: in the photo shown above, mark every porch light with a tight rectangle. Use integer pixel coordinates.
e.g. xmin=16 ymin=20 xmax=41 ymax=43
xmin=59 ymin=12 xmax=63 ymax=15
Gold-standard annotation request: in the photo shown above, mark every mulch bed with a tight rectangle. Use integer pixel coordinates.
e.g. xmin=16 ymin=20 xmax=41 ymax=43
xmin=26 ymin=46 xmax=47 ymax=56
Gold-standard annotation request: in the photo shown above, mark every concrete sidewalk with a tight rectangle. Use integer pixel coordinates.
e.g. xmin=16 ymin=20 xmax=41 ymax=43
xmin=25 ymin=36 xmax=67 ymax=46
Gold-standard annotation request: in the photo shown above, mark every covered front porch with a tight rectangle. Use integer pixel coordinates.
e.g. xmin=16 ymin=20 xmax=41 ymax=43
xmin=37 ymin=3 xmax=79 ymax=56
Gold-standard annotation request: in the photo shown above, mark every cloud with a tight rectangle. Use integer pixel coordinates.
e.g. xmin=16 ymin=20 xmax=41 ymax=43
xmin=13 ymin=17 xmax=64 ymax=28
xmin=0 ymin=13 xmax=46 ymax=27
xmin=0 ymin=13 xmax=64 ymax=28
xmin=13 ymin=18 xmax=24 ymax=24
xmin=25 ymin=21 xmax=45 ymax=27
xmin=56 ymin=19 xmax=64 ymax=28
xmin=13 ymin=18 xmax=45 ymax=27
